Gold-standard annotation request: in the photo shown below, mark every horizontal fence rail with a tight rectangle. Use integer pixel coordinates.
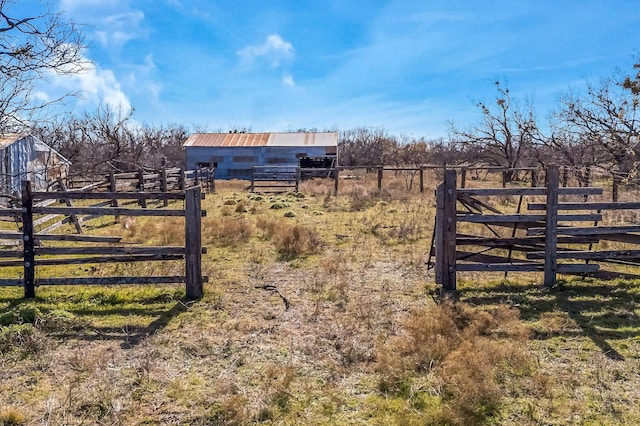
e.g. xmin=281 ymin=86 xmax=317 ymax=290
xmin=0 ymin=181 xmax=206 ymax=299
xmin=431 ymin=165 xmax=640 ymax=290
xmin=69 ymin=167 xmax=215 ymax=195
xmin=65 ymin=163 xmax=637 ymax=201
xmin=251 ymin=166 xmax=300 ymax=193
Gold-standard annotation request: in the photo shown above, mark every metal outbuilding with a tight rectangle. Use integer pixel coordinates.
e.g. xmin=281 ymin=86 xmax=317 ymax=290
xmin=183 ymin=132 xmax=338 ymax=180
xmin=0 ymin=134 xmax=71 ymax=195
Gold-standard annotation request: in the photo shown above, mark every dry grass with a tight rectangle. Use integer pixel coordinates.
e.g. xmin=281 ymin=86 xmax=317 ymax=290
xmin=1 ymin=172 xmax=640 ymax=424
xmin=0 ymin=408 xmax=26 ymax=426
xmin=375 ymin=301 xmax=532 ymax=424
xmin=256 ymin=215 xmax=323 ymax=259
xmin=203 ymin=216 xmax=254 ymax=247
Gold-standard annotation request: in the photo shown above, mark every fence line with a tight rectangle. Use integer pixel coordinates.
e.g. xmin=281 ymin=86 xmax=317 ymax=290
xmin=431 ymin=165 xmax=640 ymax=290
xmin=2 ymin=181 xmax=206 ymax=299
xmin=250 ymin=166 xmax=300 ymax=193
xmin=69 ymin=167 xmax=215 ymax=194
xmin=61 ymin=163 xmax=635 ymax=200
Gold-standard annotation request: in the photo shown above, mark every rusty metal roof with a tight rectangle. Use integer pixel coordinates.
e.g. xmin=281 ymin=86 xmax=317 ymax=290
xmin=184 ymin=132 xmax=338 ymax=148
xmin=184 ymin=133 xmax=270 ymax=147
xmin=0 ymin=133 xmax=27 ymax=148
xmin=0 ymin=134 xmax=71 ymax=164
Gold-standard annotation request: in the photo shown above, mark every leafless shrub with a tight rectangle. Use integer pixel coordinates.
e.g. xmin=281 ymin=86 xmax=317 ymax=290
xmin=256 ymin=216 xmax=322 ymax=258
xmin=0 ymin=324 xmax=49 ymax=358
xmin=330 ymin=319 xmax=376 ymax=366
xmin=376 ymin=301 xmax=532 ymax=424
xmin=256 ymin=216 xmax=281 ymax=240
xmin=203 ymin=217 xmax=254 ymax=247
xmin=261 ymin=364 xmax=297 ymax=417
xmin=320 ymin=251 xmax=350 ymax=303
xmin=272 ymin=223 xmax=323 ymax=260
xmin=155 ymin=217 xmax=185 ymax=246
xmin=347 ymin=185 xmax=390 ymax=211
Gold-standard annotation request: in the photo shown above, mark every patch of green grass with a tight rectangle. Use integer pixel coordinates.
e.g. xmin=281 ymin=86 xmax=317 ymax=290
xmin=0 ymin=323 xmax=48 ymax=358
xmin=1 ymin=285 xmax=185 ymax=330
xmin=0 ymin=305 xmax=41 ymax=326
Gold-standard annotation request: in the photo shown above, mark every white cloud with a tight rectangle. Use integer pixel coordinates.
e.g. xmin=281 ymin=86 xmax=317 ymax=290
xmin=95 ymin=30 xmax=136 ymax=49
xmin=34 ymin=91 xmax=50 ymax=102
xmin=281 ymin=74 xmax=295 ymax=87
xmin=51 ymin=61 xmax=132 ymax=113
xmin=237 ymin=34 xmax=294 ymax=67
xmin=93 ymin=11 xmax=146 ymax=49
xmin=144 ymin=54 xmax=156 ymax=69
xmin=59 ymin=0 xmax=118 ymax=11
xmin=148 ymin=82 xmax=162 ymax=99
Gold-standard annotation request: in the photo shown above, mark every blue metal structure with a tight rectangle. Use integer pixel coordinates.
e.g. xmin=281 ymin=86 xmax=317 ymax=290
xmin=184 ymin=132 xmax=338 ymax=180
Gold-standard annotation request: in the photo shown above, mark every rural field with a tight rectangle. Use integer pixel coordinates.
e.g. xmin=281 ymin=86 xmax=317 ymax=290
xmin=1 ymin=171 xmax=640 ymax=425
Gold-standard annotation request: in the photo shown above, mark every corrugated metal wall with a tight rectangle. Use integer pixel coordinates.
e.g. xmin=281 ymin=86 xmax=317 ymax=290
xmin=185 ymin=145 xmax=331 ymax=180
xmin=0 ymin=135 xmax=70 ymax=194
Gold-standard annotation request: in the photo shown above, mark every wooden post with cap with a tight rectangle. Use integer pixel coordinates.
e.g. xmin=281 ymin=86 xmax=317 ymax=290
xmin=185 ymin=185 xmax=203 ymax=299
xmin=435 ymin=170 xmax=457 ymax=291
xmin=22 ymin=180 xmax=35 ymax=298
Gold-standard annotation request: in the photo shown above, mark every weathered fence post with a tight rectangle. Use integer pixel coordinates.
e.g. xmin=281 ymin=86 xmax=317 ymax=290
xmin=179 ymin=169 xmax=186 ymax=190
xmin=138 ymin=170 xmax=147 ymax=208
xmin=209 ymin=168 xmax=216 ymax=194
xmin=109 ymin=170 xmax=117 ymax=194
xmin=295 ymin=167 xmax=301 ymax=192
xmin=544 ymin=165 xmax=559 ymax=288
xmin=460 ymin=168 xmax=467 ymax=189
xmin=198 ymin=168 xmax=204 ymax=188
xmin=22 ymin=181 xmax=35 ymax=298
xmin=160 ymin=168 xmax=169 ymax=207
xmin=57 ymin=178 xmax=83 ymax=234
xmin=612 ymin=171 xmax=620 ymax=202
xmin=250 ymin=166 xmax=255 ymax=192
xmin=435 ymin=170 xmax=457 ymax=291
xmin=109 ymin=171 xmax=120 ymax=218
xmin=185 ymin=185 xmax=203 ymax=299
xmin=377 ymin=167 xmax=383 ymax=191
xmin=561 ymin=166 xmax=569 ymax=187
xmin=584 ymin=166 xmax=591 ymax=201
xmin=419 ymin=166 xmax=424 ymax=193
xmin=334 ymin=167 xmax=339 ymax=195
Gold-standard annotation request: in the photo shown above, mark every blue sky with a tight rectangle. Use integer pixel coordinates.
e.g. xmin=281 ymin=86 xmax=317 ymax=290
xmin=21 ymin=0 xmax=640 ymax=137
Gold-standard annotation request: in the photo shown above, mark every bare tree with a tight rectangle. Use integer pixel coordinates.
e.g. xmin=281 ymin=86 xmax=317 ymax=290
xmin=451 ymin=81 xmax=537 ymax=184
xmin=556 ymin=77 xmax=639 ymax=182
xmin=127 ymin=123 xmax=189 ymax=169
xmin=621 ymin=59 xmax=640 ymax=183
xmin=0 ymin=0 xmax=85 ymax=131
xmin=338 ymin=127 xmax=397 ymax=167
xmin=622 ymin=60 xmax=640 ymax=96
xmin=388 ymin=135 xmax=431 ymax=190
xmin=425 ymin=138 xmax=464 ymax=166
xmin=531 ymin=127 xmax=598 ymax=187
xmin=33 ymin=106 xmax=189 ymax=177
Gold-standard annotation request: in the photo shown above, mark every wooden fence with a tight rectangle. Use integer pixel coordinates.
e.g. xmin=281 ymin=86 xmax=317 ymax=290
xmin=0 ymin=181 xmax=206 ymax=299
xmin=64 ymin=165 xmax=631 ymax=201
xmin=69 ymin=167 xmax=215 ymax=194
xmin=249 ymin=165 xmax=441 ymax=194
xmin=431 ymin=165 xmax=640 ymax=290
xmin=251 ymin=166 xmax=300 ymax=193
xmin=286 ymin=166 xmax=536 ymax=195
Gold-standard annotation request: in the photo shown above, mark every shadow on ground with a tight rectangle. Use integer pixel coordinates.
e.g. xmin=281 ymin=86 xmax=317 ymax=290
xmin=459 ymin=278 xmax=640 ymax=360
xmin=0 ymin=290 xmax=195 ymax=349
